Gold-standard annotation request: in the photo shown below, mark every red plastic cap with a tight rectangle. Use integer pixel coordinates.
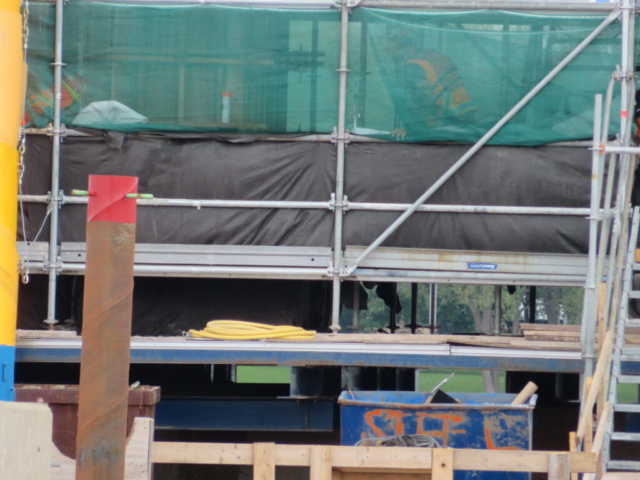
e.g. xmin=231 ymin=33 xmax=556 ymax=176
xmin=222 ymin=90 xmax=232 ymax=97
xmin=87 ymin=175 xmax=138 ymax=223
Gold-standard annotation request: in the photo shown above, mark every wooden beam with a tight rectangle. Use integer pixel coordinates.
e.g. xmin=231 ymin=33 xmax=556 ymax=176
xmin=451 ymin=449 xmax=595 ymax=473
xmin=597 ymin=282 xmax=607 ymax=351
xmin=584 ymin=377 xmax=594 ymax=453
xmin=152 ymin=443 xmax=596 ymax=473
xmin=431 ymin=449 xmax=453 ymax=480
xmin=575 ymin=330 xmax=613 ymax=449
xmin=310 ymin=446 xmax=332 ymax=480
xmin=336 ymin=473 xmax=430 ymax=480
xmin=568 ymin=432 xmax=578 ymax=480
xmin=254 ymin=443 xmax=276 ymax=480
xmin=548 ymin=454 xmax=570 ymax=480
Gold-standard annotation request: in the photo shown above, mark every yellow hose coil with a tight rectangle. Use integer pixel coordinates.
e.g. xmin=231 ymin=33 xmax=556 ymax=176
xmin=190 ymin=320 xmax=316 ymax=340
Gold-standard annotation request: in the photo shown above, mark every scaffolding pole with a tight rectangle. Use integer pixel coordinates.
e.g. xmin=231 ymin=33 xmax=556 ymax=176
xmin=580 ymin=94 xmax=604 ymax=378
xmin=45 ymin=0 xmax=64 ymax=328
xmin=19 ymin=194 xmax=601 ymax=216
xmin=57 ymin=0 xmax=618 ymax=12
xmin=330 ymin=1 xmax=350 ymax=332
xmin=343 ymin=8 xmax=620 ymax=277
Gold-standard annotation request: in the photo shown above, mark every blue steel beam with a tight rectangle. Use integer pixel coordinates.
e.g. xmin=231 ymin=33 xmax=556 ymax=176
xmin=16 ymin=339 xmax=640 ymax=374
xmin=155 ymin=398 xmax=334 ymax=431
xmin=17 ymin=345 xmax=583 ymax=373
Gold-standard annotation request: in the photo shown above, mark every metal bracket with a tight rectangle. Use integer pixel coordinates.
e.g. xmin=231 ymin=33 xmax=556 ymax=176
xmin=327 ymin=261 xmax=336 ymax=277
xmin=341 ymin=195 xmax=350 ymax=212
xmin=45 ymin=123 xmax=67 ymax=138
xmin=330 ymin=194 xmax=350 ymax=212
xmin=43 ymin=256 xmax=62 ymax=272
xmin=331 ymin=127 xmax=352 ymax=144
xmin=588 ymin=210 xmax=616 ymax=221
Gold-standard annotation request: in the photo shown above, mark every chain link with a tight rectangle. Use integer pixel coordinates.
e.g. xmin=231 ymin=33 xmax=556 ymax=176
xmin=19 ymin=1 xmax=30 ymax=284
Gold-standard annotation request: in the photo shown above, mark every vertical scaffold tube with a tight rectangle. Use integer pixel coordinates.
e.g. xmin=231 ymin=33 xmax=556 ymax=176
xmin=330 ymin=2 xmax=349 ymax=332
xmin=75 ymin=175 xmax=138 ymax=480
xmin=0 ymin=0 xmax=24 ymax=401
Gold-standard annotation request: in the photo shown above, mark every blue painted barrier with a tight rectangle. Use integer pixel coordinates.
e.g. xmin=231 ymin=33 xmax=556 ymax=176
xmin=339 ymin=391 xmax=536 ymax=480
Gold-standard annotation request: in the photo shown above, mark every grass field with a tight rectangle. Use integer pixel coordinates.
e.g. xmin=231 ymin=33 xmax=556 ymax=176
xmin=236 ymin=367 xmax=504 ymax=393
xmin=235 ymin=366 xmax=638 ymax=403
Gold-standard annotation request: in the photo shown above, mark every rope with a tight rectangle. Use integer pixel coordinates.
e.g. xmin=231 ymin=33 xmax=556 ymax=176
xmin=189 ymin=320 xmax=316 ymax=340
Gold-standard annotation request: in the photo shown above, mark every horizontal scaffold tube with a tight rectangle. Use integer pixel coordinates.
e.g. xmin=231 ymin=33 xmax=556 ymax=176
xmin=18 ymin=195 xmax=601 ymax=216
xmin=42 ymin=0 xmax=618 ymax=11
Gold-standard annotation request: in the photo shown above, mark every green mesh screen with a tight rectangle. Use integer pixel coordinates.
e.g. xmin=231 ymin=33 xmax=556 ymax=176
xmin=25 ymin=2 xmax=340 ymax=133
xmin=347 ymin=9 xmax=625 ymax=145
xmin=26 ymin=2 xmax=627 ymax=145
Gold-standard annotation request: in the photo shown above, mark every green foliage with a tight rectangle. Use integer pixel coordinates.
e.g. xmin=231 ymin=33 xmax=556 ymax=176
xmin=341 ymin=282 xmax=585 ymax=334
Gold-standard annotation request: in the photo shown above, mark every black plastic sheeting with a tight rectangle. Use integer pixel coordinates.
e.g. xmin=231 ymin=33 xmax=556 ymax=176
xmin=18 ymin=133 xmax=594 ymax=333
xmin=18 ymin=275 xmax=333 ymax=335
xmin=21 ymin=133 xmax=591 ymax=253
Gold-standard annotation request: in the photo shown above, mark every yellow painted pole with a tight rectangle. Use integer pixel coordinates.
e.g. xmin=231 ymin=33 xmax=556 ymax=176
xmin=0 ymin=0 xmax=25 ymax=401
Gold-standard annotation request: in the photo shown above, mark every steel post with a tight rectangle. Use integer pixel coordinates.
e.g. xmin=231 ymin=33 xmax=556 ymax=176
xmin=46 ymin=0 xmax=65 ymax=328
xmin=352 ymin=283 xmax=360 ymax=330
xmin=494 ymin=286 xmax=502 ymax=335
xmin=75 ymin=175 xmax=138 ymax=480
xmin=429 ymin=284 xmax=437 ymax=334
xmin=580 ymin=94 xmax=603 ymax=378
xmin=343 ymin=8 xmax=620 ymax=276
xmin=330 ymin=2 xmax=350 ymax=332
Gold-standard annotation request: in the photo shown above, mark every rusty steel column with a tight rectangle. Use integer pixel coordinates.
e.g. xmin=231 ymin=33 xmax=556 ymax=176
xmin=76 ymin=175 xmax=138 ymax=480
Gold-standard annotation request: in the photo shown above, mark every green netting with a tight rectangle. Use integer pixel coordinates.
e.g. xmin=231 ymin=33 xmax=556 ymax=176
xmin=348 ymin=9 xmax=627 ymax=145
xmin=25 ymin=2 xmax=341 ymax=133
xmin=26 ymin=2 xmax=630 ymax=144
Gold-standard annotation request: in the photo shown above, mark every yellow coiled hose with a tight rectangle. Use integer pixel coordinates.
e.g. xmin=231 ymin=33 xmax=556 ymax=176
xmin=189 ymin=320 xmax=316 ymax=340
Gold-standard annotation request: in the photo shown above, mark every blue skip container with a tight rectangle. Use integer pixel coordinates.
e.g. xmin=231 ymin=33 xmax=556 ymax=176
xmin=338 ymin=391 xmax=536 ymax=480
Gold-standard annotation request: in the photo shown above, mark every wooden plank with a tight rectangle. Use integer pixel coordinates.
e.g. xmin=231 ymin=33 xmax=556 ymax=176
xmin=590 ymin=403 xmax=611 ymax=455
xmin=584 ymin=377 xmax=594 ymax=453
xmin=51 ymin=417 xmax=154 ymax=480
xmin=575 ymin=330 xmax=613 ymax=449
xmin=520 ymin=325 xmax=581 ymax=332
xmin=451 ymin=450 xmax=595 ymax=474
xmin=310 ymin=446 xmax=332 ymax=480
xmin=329 ymin=446 xmax=432 ymax=470
xmin=0 ymin=401 xmax=52 ymax=480
xmin=568 ymin=433 xmax=578 ymax=480
xmin=597 ymin=283 xmax=607 ymax=351
xmin=601 ymin=474 xmax=640 ymax=480
xmin=431 ymin=449 xmax=453 ymax=480
xmin=548 ymin=453 xmax=570 ymax=480
xmin=254 ymin=443 xmax=276 ymax=480
xmin=338 ymin=472 xmax=431 ymax=480
xmin=152 ymin=443 xmax=596 ymax=473
xmin=582 ymin=402 xmax=612 ymax=480
xmin=508 ymin=339 xmax=580 ymax=351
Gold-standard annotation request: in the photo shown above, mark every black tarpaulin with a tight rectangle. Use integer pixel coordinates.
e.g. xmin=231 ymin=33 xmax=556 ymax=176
xmin=18 ymin=133 xmax=593 ymax=333
xmin=22 ymin=133 xmax=591 ymax=253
